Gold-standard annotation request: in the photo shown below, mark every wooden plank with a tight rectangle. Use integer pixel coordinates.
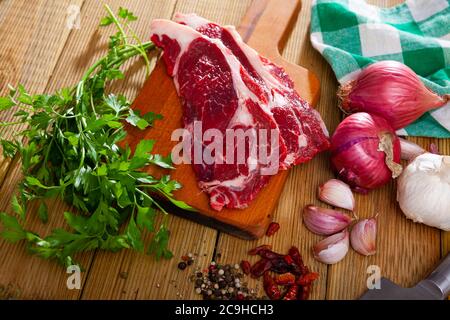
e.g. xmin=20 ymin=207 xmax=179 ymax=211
xmin=0 ymin=0 xmax=89 ymax=300
xmin=326 ymin=0 xmax=443 ymax=300
xmin=437 ymin=113 xmax=450 ymax=260
xmin=326 ymin=171 xmax=441 ymax=299
xmin=121 ymin=0 xmax=321 ymax=241
xmin=0 ymin=157 xmax=94 ymax=299
xmin=438 ymin=128 xmax=449 ymax=299
xmin=213 ymin=0 xmax=337 ymax=300
xmin=1 ymin=0 xmax=448 ymax=301
xmin=0 ymin=0 xmax=83 ymax=184
xmin=78 ymin=0 xmax=237 ymax=300
xmin=0 ymin=0 xmax=177 ymax=300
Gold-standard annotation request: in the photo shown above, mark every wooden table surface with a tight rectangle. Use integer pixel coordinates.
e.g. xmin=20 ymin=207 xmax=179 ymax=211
xmin=0 ymin=0 xmax=449 ymax=300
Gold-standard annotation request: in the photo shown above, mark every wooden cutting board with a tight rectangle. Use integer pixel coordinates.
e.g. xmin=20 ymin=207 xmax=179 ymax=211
xmin=124 ymin=0 xmax=320 ymax=239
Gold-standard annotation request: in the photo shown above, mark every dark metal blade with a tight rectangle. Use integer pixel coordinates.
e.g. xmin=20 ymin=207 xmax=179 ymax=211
xmin=360 ymin=278 xmax=441 ymax=300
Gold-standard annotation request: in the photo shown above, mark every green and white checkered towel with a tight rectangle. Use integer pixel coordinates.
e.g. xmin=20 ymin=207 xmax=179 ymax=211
xmin=310 ymin=0 xmax=450 ymax=137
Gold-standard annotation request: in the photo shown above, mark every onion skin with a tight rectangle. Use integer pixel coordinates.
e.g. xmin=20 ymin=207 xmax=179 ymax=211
xmin=330 ymin=112 xmax=402 ymax=192
xmin=338 ymin=61 xmax=449 ymax=130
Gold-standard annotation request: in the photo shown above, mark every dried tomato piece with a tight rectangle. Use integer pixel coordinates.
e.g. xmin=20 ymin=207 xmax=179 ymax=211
xmin=263 ymin=272 xmax=281 ymax=300
xmin=248 ymin=244 xmax=272 ymax=255
xmin=240 ymin=260 xmax=251 ymax=275
xmin=275 ymin=272 xmax=296 ymax=285
xmin=282 ymin=285 xmax=299 ymax=300
xmin=250 ymin=258 xmax=272 ymax=278
xmin=297 ymin=272 xmax=320 ymax=286
xmin=266 ymin=222 xmax=280 ymax=237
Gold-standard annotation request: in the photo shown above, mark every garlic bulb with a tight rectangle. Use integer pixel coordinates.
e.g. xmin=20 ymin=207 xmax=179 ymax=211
xmin=397 ymin=153 xmax=450 ymax=231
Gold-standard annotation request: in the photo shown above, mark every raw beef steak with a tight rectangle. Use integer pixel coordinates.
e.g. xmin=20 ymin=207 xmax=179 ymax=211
xmin=150 ymin=17 xmax=329 ymax=211
xmin=173 ymin=13 xmax=330 ymax=168
xmin=150 ymin=20 xmax=278 ymax=211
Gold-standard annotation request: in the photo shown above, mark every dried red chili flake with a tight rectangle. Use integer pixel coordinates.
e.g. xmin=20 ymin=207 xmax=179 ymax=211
xmin=248 ymin=244 xmax=272 ymax=255
xmin=258 ymin=249 xmax=283 ymax=260
xmin=244 ymin=245 xmax=318 ymax=300
xmin=297 ymin=272 xmax=320 ymax=286
xmin=240 ymin=260 xmax=251 ymax=275
xmin=266 ymin=222 xmax=280 ymax=237
xmin=181 ymin=255 xmax=189 ymax=262
xmin=270 ymin=258 xmax=292 ymax=274
xmin=288 ymin=246 xmax=309 ymax=274
xmin=283 ymin=285 xmax=299 ymax=300
xmin=300 ymin=284 xmax=312 ymax=300
xmin=263 ymin=272 xmax=281 ymax=300
xmin=300 ymin=265 xmax=310 ymax=275
xmin=288 ymin=246 xmax=304 ymax=267
xmin=275 ymin=272 xmax=296 ymax=286
xmin=250 ymin=258 xmax=272 ymax=278
xmin=283 ymin=255 xmax=294 ymax=265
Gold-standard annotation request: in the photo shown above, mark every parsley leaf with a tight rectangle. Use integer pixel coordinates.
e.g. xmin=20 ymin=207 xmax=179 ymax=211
xmin=0 ymin=5 xmax=193 ymax=267
xmin=38 ymin=202 xmax=48 ymax=223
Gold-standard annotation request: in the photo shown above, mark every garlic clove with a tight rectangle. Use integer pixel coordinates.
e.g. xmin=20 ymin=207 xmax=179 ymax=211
xmin=313 ymin=229 xmax=349 ymax=264
xmin=399 ymin=138 xmax=425 ymax=161
xmin=318 ymin=179 xmax=355 ymax=211
xmin=350 ymin=218 xmax=377 ymax=256
xmin=303 ymin=205 xmax=353 ymax=235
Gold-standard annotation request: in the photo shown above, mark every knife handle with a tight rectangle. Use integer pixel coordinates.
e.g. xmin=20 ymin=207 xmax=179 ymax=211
xmin=425 ymin=253 xmax=450 ymax=299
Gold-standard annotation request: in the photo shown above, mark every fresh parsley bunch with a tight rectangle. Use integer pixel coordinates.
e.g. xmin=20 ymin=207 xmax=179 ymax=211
xmin=0 ymin=6 xmax=190 ymax=266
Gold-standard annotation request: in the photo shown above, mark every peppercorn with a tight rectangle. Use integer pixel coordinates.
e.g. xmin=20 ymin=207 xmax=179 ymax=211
xmin=195 ymin=279 xmax=203 ymax=287
xmin=190 ymin=263 xmax=260 ymax=300
xmin=178 ymin=262 xmax=187 ymax=270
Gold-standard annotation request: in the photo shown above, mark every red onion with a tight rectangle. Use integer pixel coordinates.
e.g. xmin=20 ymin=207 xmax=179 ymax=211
xmin=330 ymin=112 xmax=402 ymax=192
xmin=338 ymin=61 xmax=449 ymax=130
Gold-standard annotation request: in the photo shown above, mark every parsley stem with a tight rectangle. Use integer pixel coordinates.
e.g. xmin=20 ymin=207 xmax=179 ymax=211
xmin=79 ymin=42 xmax=154 ymax=85
xmin=16 ymin=103 xmax=34 ymax=112
xmin=0 ymin=121 xmax=23 ymax=127
xmin=136 ymin=188 xmax=168 ymax=215
xmin=123 ymin=22 xmax=152 ymax=75
xmin=0 ymin=6 xmax=181 ymax=266
xmin=104 ymin=4 xmax=128 ymax=45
